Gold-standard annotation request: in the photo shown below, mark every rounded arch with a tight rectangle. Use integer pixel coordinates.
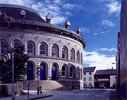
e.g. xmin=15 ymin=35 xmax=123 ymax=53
xmin=61 ymin=64 xmax=68 ymax=77
xmin=13 ymin=39 xmax=22 ymax=48
xmin=62 ymin=46 xmax=68 ymax=59
xmin=51 ymin=63 xmax=59 ymax=80
xmin=27 ymin=61 xmax=35 ymax=80
xmin=40 ymin=61 xmax=48 ymax=80
xmin=52 ymin=44 xmax=59 ymax=57
xmin=27 ymin=40 xmax=36 ymax=55
xmin=40 ymin=42 xmax=48 ymax=56
xmin=0 ymin=39 xmax=8 ymax=54
xmin=70 ymin=48 xmax=75 ymax=61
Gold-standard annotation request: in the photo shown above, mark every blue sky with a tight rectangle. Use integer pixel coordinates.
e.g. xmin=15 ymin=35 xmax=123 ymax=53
xmin=0 ymin=0 xmax=121 ymax=70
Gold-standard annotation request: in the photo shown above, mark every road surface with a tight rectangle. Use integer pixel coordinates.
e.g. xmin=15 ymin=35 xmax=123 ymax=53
xmin=39 ymin=89 xmax=115 ymax=100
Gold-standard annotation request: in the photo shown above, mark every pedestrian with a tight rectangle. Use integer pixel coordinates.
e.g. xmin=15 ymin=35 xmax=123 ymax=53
xmin=39 ymin=86 xmax=42 ymax=94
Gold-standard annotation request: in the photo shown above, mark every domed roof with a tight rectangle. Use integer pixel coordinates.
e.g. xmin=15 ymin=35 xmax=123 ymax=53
xmin=0 ymin=4 xmax=46 ymax=23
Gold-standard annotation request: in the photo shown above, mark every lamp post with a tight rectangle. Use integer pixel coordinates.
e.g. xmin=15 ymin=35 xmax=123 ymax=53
xmin=27 ymin=81 xmax=30 ymax=98
xmin=2 ymin=53 xmax=15 ymax=100
xmin=11 ymin=52 xmax=15 ymax=100
xmin=36 ymin=66 xmax=40 ymax=94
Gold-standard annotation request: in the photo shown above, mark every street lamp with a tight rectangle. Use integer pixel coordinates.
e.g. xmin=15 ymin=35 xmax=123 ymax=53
xmin=2 ymin=52 xmax=15 ymax=100
xmin=11 ymin=52 xmax=15 ymax=100
xmin=36 ymin=66 xmax=40 ymax=94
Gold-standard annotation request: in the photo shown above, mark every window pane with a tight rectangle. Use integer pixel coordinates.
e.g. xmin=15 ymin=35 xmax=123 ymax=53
xmin=62 ymin=66 xmax=66 ymax=77
xmin=52 ymin=44 xmax=59 ymax=57
xmin=89 ymin=77 xmax=92 ymax=81
xmin=62 ymin=46 xmax=68 ymax=59
xmin=70 ymin=49 xmax=75 ymax=61
xmin=27 ymin=41 xmax=35 ymax=55
xmin=40 ymin=43 xmax=47 ymax=56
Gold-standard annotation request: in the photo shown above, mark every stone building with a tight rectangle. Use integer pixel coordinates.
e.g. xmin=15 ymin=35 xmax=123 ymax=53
xmin=0 ymin=4 xmax=85 ymax=91
xmin=94 ymin=69 xmax=116 ymax=88
xmin=119 ymin=0 xmax=127 ymax=99
xmin=83 ymin=67 xmax=96 ymax=88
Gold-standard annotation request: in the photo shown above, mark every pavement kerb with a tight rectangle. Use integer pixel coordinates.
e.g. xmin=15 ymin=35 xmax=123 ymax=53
xmin=0 ymin=94 xmax=53 ymax=100
xmin=26 ymin=94 xmax=53 ymax=100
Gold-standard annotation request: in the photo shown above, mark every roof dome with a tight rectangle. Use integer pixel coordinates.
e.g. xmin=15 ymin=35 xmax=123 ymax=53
xmin=0 ymin=4 xmax=46 ymax=23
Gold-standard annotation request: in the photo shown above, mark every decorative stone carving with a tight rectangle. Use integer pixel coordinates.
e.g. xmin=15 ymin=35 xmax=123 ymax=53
xmin=20 ymin=10 xmax=26 ymax=16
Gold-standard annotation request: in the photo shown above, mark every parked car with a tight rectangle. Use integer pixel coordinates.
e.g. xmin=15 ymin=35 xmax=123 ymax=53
xmin=113 ymin=83 xmax=116 ymax=88
xmin=99 ymin=83 xmax=106 ymax=88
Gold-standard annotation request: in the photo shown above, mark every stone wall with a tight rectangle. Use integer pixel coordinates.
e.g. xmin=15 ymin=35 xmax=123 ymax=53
xmin=0 ymin=83 xmax=23 ymax=97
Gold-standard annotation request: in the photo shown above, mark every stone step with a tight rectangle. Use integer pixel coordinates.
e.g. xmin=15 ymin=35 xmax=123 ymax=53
xmin=23 ymin=80 xmax=63 ymax=91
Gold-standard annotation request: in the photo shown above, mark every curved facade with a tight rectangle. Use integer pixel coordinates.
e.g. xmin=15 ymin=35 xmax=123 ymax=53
xmin=0 ymin=4 xmax=85 ymax=90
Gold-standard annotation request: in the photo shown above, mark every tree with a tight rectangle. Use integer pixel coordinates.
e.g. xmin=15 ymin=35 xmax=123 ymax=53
xmin=0 ymin=45 xmax=29 ymax=83
xmin=13 ymin=45 xmax=29 ymax=82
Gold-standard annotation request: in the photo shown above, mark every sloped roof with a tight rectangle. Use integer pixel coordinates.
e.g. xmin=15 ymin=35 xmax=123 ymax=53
xmin=0 ymin=4 xmax=46 ymax=23
xmin=95 ymin=69 xmax=117 ymax=75
xmin=83 ymin=67 xmax=96 ymax=72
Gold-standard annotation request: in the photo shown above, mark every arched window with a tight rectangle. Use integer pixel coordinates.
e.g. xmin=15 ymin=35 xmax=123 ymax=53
xmin=0 ymin=40 xmax=8 ymax=54
xmin=61 ymin=65 xmax=66 ymax=77
xmin=40 ymin=42 xmax=48 ymax=56
xmin=13 ymin=40 xmax=22 ymax=48
xmin=52 ymin=44 xmax=59 ymax=57
xmin=77 ymin=51 xmax=80 ymax=62
xmin=27 ymin=41 xmax=35 ymax=55
xmin=70 ymin=48 xmax=75 ymax=61
xmin=70 ymin=66 xmax=74 ymax=78
xmin=62 ymin=46 xmax=68 ymax=59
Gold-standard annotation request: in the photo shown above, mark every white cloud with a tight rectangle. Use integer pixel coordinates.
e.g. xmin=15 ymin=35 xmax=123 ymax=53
xmin=96 ymin=48 xmax=117 ymax=52
xmin=80 ymin=27 xmax=90 ymax=34
xmin=106 ymin=0 xmax=121 ymax=14
xmin=102 ymin=19 xmax=115 ymax=27
xmin=83 ymin=50 xmax=116 ymax=70
xmin=0 ymin=0 xmax=33 ymax=6
xmin=0 ymin=0 xmax=79 ymax=24
xmin=53 ymin=0 xmax=61 ymax=4
xmin=51 ymin=16 xmax=67 ymax=25
xmin=63 ymin=4 xmax=77 ymax=10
